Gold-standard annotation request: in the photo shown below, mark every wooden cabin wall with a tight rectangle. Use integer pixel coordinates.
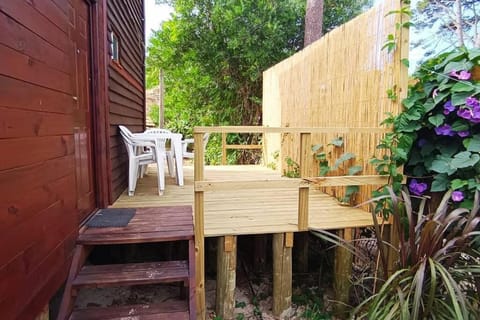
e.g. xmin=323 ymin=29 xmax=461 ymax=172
xmin=0 ymin=1 xmax=93 ymax=318
xmin=107 ymin=0 xmax=146 ymax=201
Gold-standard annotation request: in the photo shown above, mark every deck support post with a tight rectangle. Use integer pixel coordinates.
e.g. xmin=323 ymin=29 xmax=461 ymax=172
xmin=216 ymin=236 xmax=237 ymax=320
xmin=272 ymin=232 xmax=293 ymax=316
xmin=334 ymin=228 xmax=353 ymax=317
xmin=194 ymin=132 xmax=206 ymax=320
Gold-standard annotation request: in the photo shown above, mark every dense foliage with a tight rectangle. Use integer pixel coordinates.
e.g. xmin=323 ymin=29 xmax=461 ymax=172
xmin=147 ymin=0 xmax=305 ymax=134
xmin=399 ymin=49 xmax=480 ymax=208
xmin=372 ymin=48 xmax=480 ymax=216
xmin=147 ymin=0 xmax=374 ymax=134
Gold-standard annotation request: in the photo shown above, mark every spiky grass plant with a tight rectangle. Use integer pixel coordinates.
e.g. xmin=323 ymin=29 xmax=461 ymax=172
xmin=312 ymin=190 xmax=480 ymax=319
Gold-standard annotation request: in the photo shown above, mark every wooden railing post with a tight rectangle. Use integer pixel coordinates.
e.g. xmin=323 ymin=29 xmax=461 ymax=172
xmin=221 ymin=132 xmax=227 ymax=165
xmin=194 ymin=132 xmax=206 ymax=320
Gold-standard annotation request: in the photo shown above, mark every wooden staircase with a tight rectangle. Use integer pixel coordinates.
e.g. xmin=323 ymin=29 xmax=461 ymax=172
xmin=57 ymin=206 xmax=195 ymax=320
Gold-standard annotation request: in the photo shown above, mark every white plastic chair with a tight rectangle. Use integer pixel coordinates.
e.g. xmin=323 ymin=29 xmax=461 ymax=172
xmin=119 ymin=125 xmax=167 ymax=196
xmin=182 ymin=133 xmax=210 ymax=159
xmin=143 ymin=128 xmax=175 ymax=177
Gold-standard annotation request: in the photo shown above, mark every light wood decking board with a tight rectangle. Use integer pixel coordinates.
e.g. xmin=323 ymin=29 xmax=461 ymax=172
xmin=112 ymin=165 xmax=376 ymax=236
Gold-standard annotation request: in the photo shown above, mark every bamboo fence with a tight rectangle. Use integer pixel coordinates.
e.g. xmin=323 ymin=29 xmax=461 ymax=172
xmin=262 ymin=0 xmax=409 ymax=205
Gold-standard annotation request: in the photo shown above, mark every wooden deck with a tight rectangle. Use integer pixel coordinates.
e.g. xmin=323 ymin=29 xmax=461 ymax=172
xmin=112 ymin=165 xmax=375 ymax=237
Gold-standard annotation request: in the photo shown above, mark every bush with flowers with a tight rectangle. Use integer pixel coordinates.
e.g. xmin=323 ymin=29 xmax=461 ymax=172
xmin=390 ymin=48 xmax=480 ymax=208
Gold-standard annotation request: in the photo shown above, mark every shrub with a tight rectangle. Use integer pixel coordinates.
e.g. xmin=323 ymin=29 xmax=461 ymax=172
xmin=394 ymin=49 xmax=480 ymax=208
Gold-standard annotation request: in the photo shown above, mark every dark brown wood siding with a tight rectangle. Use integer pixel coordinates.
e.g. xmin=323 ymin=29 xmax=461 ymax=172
xmin=107 ymin=0 xmax=146 ymax=200
xmin=0 ymin=1 xmax=78 ymax=318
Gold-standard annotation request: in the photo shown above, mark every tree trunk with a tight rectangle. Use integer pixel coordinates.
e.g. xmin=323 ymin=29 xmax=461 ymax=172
xmin=454 ymin=0 xmax=465 ymax=47
xmin=304 ymin=0 xmax=324 ymax=47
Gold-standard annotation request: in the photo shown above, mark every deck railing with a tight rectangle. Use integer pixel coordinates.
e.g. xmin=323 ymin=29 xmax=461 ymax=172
xmin=192 ymin=125 xmax=395 ymax=318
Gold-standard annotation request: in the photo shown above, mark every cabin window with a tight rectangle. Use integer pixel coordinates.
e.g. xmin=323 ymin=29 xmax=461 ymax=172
xmin=110 ymin=31 xmax=120 ymax=62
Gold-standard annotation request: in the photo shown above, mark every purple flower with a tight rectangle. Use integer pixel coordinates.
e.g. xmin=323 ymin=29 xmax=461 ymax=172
xmin=449 ymin=70 xmax=471 ymax=80
xmin=457 ymin=108 xmax=472 ymax=120
xmin=466 ymin=96 xmax=480 ymax=108
xmin=451 ymin=191 xmax=464 ymax=202
xmin=457 ymin=130 xmax=470 ymax=137
xmin=443 ymin=100 xmax=455 ymax=115
xmin=432 ymin=88 xmax=439 ymax=98
xmin=409 ymin=179 xmax=428 ymax=196
xmin=434 ymin=124 xmax=455 ymax=136
xmin=458 ymin=106 xmax=480 ymax=123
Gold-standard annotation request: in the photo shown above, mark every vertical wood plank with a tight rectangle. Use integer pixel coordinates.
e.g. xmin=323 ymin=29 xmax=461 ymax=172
xmin=221 ymin=132 xmax=227 ymax=165
xmin=298 ymin=187 xmax=309 ymax=230
xmin=216 ymin=236 xmax=237 ymax=320
xmin=194 ymin=132 xmax=206 ymax=320
xmin=334 ymin=228 xmax=353 ymax=317
xmin=297 ymin=132 xmax=311 ymax=272
xmin=299 ymin=132 xmax=311 ymax=178
xmin=273 ymin=233 xmax=292 ymax=316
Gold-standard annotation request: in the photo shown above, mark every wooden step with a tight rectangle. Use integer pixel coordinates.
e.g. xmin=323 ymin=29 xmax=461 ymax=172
xmin=69 ymin=300 xmax=189 ymax=320
xmin=72 ymin=261 xmax=189 ymax=288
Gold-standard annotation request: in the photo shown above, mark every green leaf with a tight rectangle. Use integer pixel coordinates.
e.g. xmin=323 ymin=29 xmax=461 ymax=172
xmin=348 ymin=165 xmax=363 ymax=176
xmin=451 ymin=179 xmax=468 ymax=190
xmin=451 ymin=120 xmax=469 ymax=132
xmin=431 ymin=173 xmax=449 ymax=192
xmin=451 ymin=92 xmax=473 ymax=106
xmin=312 ymin=144 xmax=323 ymax=152
xmin=428 ymin=114 xmax=445 ymax=127
xmin=432 ymin=91 xmax=449 ymax=105
xmin=468 ymin=48 xmax=480 ymax=61
xmin=333 ymin=152 xmax=355 ymax=169
xmin=451 ymin=151 xmax=480 ymax=169
xmin=443 ymin=60 xmax=474 ymax=74
xmin=401 ymin=58 xmax=410 ymax=68
xmin=451 ymin=81 xmax=476 ymax=92
xmin=431 ymin=157 xmax=455 ymax=174
xmin=329 ymin=137 xmax=343 ymax=147
xmin=438 ymin=51 xmax=468 ymax=68
xmin=464 ymin=134 xmax=480 ymax=152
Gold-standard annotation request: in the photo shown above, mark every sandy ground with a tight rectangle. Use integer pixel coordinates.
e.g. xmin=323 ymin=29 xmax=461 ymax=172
xmin=75 ymin=277 xmax=333 ymax=319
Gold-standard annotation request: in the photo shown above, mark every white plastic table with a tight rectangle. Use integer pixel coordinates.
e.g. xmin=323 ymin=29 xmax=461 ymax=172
xmin=133 ymin=132 xmax=184 ymax=187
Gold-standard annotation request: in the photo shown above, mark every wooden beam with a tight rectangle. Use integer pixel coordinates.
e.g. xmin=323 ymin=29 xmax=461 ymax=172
xmin=305 ymin=175 xmax=395 ymax=187
xmin=334 ymin=228 xmax=353 ymax=317
xmin=193 ymin=126 xmax=390 ymax=134
xmin=194 ymin=133 xmax=206 ymax=320
xmin=224 ymin=144 xmax=263 ymax=150
xmin=272 ymin=233 xmax=292 ymax=316
xmin=216 ymin=236 xmax=237 ymax=320
xmin=195 ymin=179 xmax=309 ymax=192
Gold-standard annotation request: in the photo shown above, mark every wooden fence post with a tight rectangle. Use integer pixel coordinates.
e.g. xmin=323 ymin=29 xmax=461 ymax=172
xmin=273 ymin=232 xmax=293 ymax=316
xmin=216 ymin=236 xmax=237 ymax=319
